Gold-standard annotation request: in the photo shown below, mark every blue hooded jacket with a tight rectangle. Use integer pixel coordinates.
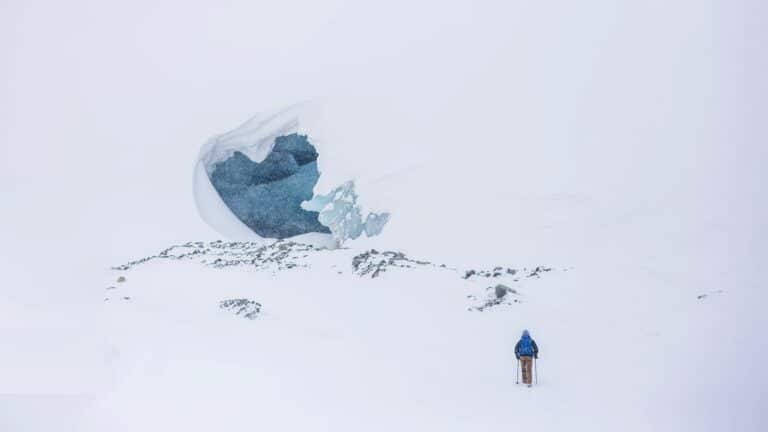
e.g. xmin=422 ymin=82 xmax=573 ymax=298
xmin=514 ymin=330 xmax=539 ymax=359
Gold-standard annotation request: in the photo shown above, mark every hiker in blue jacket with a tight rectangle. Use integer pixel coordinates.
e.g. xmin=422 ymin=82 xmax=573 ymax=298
xmin=514 ymin=329 xmax=539 ymax=386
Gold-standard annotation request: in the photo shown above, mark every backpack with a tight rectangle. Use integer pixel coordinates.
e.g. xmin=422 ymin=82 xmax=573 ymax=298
xmin=518 ymin=336 xmax=534 ymax=356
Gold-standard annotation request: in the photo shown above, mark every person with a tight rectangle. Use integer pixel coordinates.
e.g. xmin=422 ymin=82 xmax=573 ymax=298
xmin=514 ymin=329 xmax=539 ymax=387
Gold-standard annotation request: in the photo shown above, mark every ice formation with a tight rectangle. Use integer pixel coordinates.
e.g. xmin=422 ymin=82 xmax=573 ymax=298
xmin=193 ymin=105 xmax=389 ymax=247
xmin=303 ymin=181 xmax=390 ymax=244
xmin=209 ymin=134 xmax=330 ymax=239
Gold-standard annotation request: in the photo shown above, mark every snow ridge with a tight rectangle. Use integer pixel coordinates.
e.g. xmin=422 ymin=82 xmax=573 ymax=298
xmin=111 ymin=241 xmax=560 ymax=313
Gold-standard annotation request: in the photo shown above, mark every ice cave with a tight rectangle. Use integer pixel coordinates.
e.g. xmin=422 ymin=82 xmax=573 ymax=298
xmin=193 ymin=106 xmax=389 ymax=247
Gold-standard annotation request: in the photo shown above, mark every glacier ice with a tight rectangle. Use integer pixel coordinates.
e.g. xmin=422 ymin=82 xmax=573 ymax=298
xmin=210 ymin=134 xmax=330 ymax=239
xmin=303 ymin=181 xmax=390 ymax=244
xmin=193 ymin=104 xmax=389 ymax=247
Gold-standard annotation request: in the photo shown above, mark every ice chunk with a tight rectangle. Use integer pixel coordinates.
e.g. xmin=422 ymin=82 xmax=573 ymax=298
xmin=304 ymin=181 xmax=390 ymax=244
xmin=193 ymin=104 xmax=389 ymax=247
xmin=209 ymin=134 xmax=330 ymax=239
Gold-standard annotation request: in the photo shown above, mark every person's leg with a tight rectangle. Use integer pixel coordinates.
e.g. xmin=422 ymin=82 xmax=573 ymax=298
xmin=522 ymin=357 xmax=532 ymax=384
xmin=527 ymin=357 xmax=533 ymax=384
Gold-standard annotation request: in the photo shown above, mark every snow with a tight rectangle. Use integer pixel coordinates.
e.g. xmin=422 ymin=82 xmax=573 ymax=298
xmin=2 ymin=1 xmax=767 ymax=431
xmin=75 ymin=243 xmax=768 ymax=431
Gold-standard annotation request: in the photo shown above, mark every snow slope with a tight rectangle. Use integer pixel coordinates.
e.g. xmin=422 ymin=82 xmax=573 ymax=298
xmin=77 ymin=236 xmax=767 ymax=432
xmin=2 ymin=1 xmax=767 ymax=431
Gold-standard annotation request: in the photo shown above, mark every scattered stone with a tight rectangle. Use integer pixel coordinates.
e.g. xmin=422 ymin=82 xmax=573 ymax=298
xmin=352 ymin=249 xmax=431 ymax=278
xmin=527 ymin=266 xmax=552 ymax=278
xmin=463 ymin=267 xmax=520 ymax=280
xmin=469 ymin=284 xmax=521 ymax=311
xmin=697 ymin=290 xmax=723 ymax=301
xmin=219 ymin=298 xmax=262 ymax=320
xmin=113 ymin=241 xmax=557 ymax=285
xmin=122 ymin=296 xmax=131 ymax=300
xmin=111 ymin=242 xmax=560 ymax=313
xmin=471 ymin=296 xmax=510 ymax=312
xmin=112 ymin=240 xmax=319 ymax=272
xmin=494 ymin=284 xmax=516 ymax=299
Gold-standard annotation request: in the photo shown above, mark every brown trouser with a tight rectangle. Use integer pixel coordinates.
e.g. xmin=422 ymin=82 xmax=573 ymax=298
xmin=520 ymin=356 xmax=533 ymax=384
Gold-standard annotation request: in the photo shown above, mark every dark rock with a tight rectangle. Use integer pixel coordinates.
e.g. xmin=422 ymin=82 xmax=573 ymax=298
xmin=352 ymin=249 xmax=431 ymax=278
xmin=220 ymin=298 xmax=261 ymax=320
xmin=494 ymin=284 xmax=515 ymax=298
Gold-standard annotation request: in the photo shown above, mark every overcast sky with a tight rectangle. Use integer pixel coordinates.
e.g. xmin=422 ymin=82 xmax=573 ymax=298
xmin=2 ymin=0 xmax=766 ymax=267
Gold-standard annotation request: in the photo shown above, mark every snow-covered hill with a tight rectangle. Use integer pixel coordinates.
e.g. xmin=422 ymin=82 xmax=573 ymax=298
xmin=2 ymin=1 xmax=767 ymax=431
xmin=77 ymin=238 xmax=766 ymax=431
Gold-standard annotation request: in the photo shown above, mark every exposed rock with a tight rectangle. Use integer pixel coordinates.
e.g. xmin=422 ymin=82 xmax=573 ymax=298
xmin=470 ymin=296 xmax=520 ymax=312
xmin=495 ymin=283 xmax=516 ymax=299
xmin=111 ymin=242 xmax=560 ymax=312
xmin=112 ymin=240 xmax=320 ymax=272
xmin=469 ymin=284 xmax=522 ymax=311
xmin=697 ymin=289 xmax=724 ymax=301
xmin=463 ymin=267 xmax=518 ymax=280
xmin=527 ymin=266 xmax=552 ymax=278
xmin=352 ymin=249 xmax=431 ymax=278
xmin=219 ymin=298 xmax=262 ymax=320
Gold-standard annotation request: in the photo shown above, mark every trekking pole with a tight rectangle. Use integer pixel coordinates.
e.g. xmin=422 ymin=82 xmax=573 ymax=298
xmin=516 ymin=358 xmax=520 ymax=384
